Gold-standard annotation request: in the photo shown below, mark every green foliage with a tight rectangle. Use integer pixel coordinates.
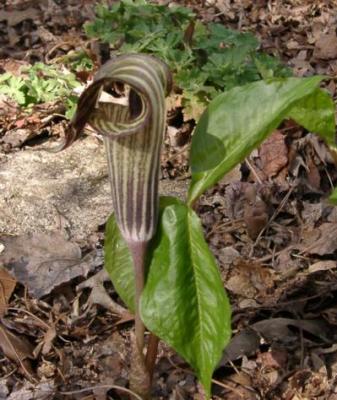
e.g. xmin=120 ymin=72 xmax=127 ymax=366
xmin=141 ymin=197 xmax=231 ymax=397
xmin=105 ymin=197 xmax=231 ymax=397
xmin=0 ymin=63 xmax=80 ymax=118
xmin=104 ymin=73 xmax=336 ymax=397
xmin=85 ymin=0 xmax=291 ymax=117
xmin=105 ymin=213 xmax=136 ymax=313
xmin=188 ymin=77 xmax=336 ymax=204
xmin=64 ymin=52 xmax=94 ymax=72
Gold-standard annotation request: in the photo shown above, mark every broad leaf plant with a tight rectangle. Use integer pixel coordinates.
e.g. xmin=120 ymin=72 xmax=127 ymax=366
xmin=62 ymin=51 xmax=336 ymax=399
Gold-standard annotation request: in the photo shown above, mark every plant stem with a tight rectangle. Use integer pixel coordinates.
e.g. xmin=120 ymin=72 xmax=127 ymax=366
xmin=128 ymin=241 xmax=151 ymax=398
xmin=146 ymin=333 xmax=160 ymax=381
xmin=131 ymin=241 xmax=147 ymax=350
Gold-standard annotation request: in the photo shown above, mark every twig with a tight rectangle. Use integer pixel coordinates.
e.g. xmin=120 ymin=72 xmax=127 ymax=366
xmin=245 ymin=157 xmax=263 ymax=184
xmin=8 ymin=307 xmax=50 ymax=330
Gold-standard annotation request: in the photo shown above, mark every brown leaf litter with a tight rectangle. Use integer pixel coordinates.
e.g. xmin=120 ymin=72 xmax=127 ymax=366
xmin=0 ymin=232 xmax=97 ymax=298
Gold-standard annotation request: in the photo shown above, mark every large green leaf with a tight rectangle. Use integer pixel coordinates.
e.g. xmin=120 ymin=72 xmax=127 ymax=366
xmin=188 ymin=76 xmax=328 ymax=205
xmin=104 ymin=198 xmax=183 ymax=312
xmin=140 ymin=197 xmax=231 ymax=398
xmin=288 ymin=88 xmax=336 ymax=146
xmin=104 ymin=213 xmax=135 ymax=312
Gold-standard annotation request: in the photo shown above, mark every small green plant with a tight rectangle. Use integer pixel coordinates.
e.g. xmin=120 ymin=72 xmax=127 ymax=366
xmin=0 ymin=63 xmax=80 ymax=118
xmin=65 ymin=51 xmax=336 ymax=398
xmin=84 ymin=0 xmax=291 ymax=119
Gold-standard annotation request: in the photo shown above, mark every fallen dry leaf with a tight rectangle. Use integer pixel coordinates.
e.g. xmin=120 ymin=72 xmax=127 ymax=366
xmin=221 ymin=318 xmax=330 ymax=366
xmin=221 ymin=328 xmax=261 ymax=363
xmin=225 ymin=259 xmax=274 ymax=299
xmin=243 ymin=185 xmax=269 ymax=239
xmin=41 ymin=325 xmax=57 ymax=356
xmin=0 ymin=324 xmax=34 ymax=378
xmin=313 ymin=32 xmax=337 ymax=60
xmin=259 ymin=130 xmax=288 ymax=177
xmin=7 ymin=381 xmax=55 ymax=400
xmin=76 ymin=269 xmax=127 ymax=315
xmin=0 ymin=232 xmax=96 ymax=298
xmin=308 ymin=261 xmax=336 ymax=273
xmin=0 ymin=267 xmax=16 ymax=317
xmin=301 ymin=223 xmax=337 ymax=255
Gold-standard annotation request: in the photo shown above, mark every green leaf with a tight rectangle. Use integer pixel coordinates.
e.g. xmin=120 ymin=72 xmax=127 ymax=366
xmin=0 ymin=72 xmax=12 ymax=83
xmin=141 ymin=197 xmax=231 ymax=398
xmin=288 ymin=88 xmax=336 ymax=146
xmin=104 ymin=213 xmax=135 ymax=312
xmin=104 ymin=197 xmax=184 ymax=313
xmin=330 ymin=187 xmax=337 ymax=205
xmin=188 ymin=76 xmax=326 ymax=205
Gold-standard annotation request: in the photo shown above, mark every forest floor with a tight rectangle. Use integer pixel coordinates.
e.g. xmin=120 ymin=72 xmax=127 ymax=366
xmin=1 ymin=0 xmax=337 ymax=399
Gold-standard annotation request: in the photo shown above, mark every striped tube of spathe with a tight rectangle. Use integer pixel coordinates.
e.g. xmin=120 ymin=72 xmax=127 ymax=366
xmin=66 ymin=54 xmax=172 ymax=243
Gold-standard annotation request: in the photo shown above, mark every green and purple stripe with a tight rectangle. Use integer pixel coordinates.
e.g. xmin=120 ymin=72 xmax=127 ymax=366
xmin=69 ymin=54 xmax=171 ymax=242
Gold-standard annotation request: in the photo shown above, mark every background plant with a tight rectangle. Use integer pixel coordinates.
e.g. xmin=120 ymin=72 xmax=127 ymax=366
xmin=0 ymin=63 xmax=80 ymax=118
xmin=84 ymin=0 xmax=291 ymax=119
xmin=0 ymin=1 xmax=290 ymax=122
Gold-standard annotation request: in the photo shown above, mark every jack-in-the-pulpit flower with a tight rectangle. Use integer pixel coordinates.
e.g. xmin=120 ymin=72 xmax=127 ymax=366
xmin=64 ymin=53 xmax=172 ymax=244
xmin=63 ymin=55 xmax=172 ymax=396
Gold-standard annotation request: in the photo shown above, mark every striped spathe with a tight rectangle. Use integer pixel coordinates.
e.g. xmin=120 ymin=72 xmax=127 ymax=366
xmin=67 ymin=54 xmax=172 ymax=243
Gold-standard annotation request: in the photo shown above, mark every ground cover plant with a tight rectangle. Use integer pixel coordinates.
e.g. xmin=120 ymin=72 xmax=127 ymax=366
xmin=0 ymin=62 xmax=80 ymax=118
xmin=84 ymin=0 xmax=291 ymax=119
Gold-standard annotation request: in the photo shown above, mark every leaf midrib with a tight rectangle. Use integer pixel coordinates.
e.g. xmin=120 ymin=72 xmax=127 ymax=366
xmin=186 ymin=210 xmax=205 ymax=370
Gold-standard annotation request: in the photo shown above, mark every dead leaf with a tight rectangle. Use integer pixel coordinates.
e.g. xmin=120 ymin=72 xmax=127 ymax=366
xmin=259 ymin=130 xmax=288 ymax=177
xmin=42 ymin=325 xmax=57 ymax=356
xmin=0 ymin=232 xmax=97 ymax=298
xmin=218 ymin=164 xmax=242 ymax=186
xmin=313 ymin=32 xmax=337 ymax=60
xmin=301 ymin=202 xmax=323 ymax=227
xmin=0 ymin=128 xmax=35 ymax=148
xmin=243 ymin=185 xmax=269 ymax=239
xmin=0 ymin=324 xmax=34 ymax=378
xmin=221 ymin=328 xmax=260 ymax=363
xmin=225 ymin=259 xmax=274 ymax=299
xmin=220 ymin=318 xmax=330 ymax=366
xmin=0 ymin=267 xmax=16 ymax=317
xmin=253 ymin=318 xmax=330 ymax=343
xmin=7 ymin=381 xmax=55 ymax=400
xmin=0 ymin=9 xmax=41 ymax=26
xmin=77 ymin=269 xmax=127 ymax=315
xmin=308 ymin=261 xmax=336 ymax=273
xmin=306 ymin=156 xmax=321 ymax=191
xmin=301 ymin=223 xmax=337 ymax=255
xmin=257 ymin=349 xmax=288 ymax=370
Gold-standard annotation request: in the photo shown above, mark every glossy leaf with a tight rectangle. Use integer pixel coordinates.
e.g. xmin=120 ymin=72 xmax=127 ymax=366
xmin=188 ymin=76 xmax=326 ymax=205
xmin=288 ymin=88 xmax=336 ymax=146
xmin=104 ymin=213 xmax=135 ymax=312
xmin=104 ymin=197 xmax=183 ymax=313
xmin=140 ymin=197 xmax=231 ymax=398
